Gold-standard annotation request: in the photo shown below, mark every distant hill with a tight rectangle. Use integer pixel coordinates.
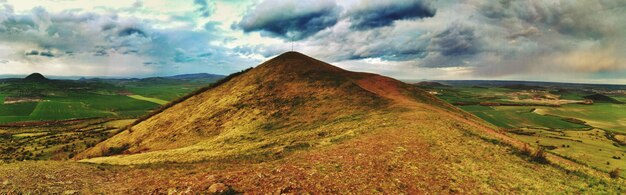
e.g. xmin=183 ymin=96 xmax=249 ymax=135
xmin=584 ymin=93 xmax=624 ymax=104
xmin=77 ymin=73 xmax=225 ymax=86
xmin=164 ymin=73 xmax=224 ymax=80
xmin=23 ymin=73 xmax=50 ymax=82
xmin=414 ymin=81 xmax=449 ymax=88
xmin=436 ymin=80 xmax=626 ymax=91
xmin=502 ymin=84 xmax=544 ymax=90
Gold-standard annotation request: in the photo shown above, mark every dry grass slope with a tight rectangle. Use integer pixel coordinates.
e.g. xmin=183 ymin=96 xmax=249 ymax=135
xmin=76 ymin=52 xmax=399 ymax=163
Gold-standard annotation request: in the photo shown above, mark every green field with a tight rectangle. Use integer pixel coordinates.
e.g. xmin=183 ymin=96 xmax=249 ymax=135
xmin=126 ymin=84 xmax=203 ymax=101
xmin=437 ymin=87 xmax=516 ymax=104
xmin=30 ymin=101 xmax=111 ymax=120
xmin=535 ymin=104 xmax=626 ymax=133
xmin=461 ymin=105 xmax=588 ymax=129
xmin=0 ymin=94 xmax=160 ymax=124
xmin=0 ymin=75 xmax=218 ymax=124
xmin=611 ymin=95 xmax=626 ymax=102
xmin=128 ymin=95 xmax=168 ymax=105
xmin=0 ymin=102 xmax=38 ymax=116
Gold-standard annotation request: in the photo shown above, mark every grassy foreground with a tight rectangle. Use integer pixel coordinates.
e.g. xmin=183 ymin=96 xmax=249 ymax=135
xmin=2 ymin=104 xmax=625 ymax=193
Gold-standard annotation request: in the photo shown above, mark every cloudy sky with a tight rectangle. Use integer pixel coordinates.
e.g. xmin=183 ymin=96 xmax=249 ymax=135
xmin=0 ymin=0 xmax=625 ymax=83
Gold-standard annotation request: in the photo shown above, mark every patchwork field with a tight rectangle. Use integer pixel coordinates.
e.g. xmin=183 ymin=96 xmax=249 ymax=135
xmin=0 ymin=95 xmax=158 ymax=124
xmin=535 ymin=104 xmax=626 ymax=133
xmin=421 ymin=81 xmax=626 ymax=178
xmin=0 ymin=74 xmax=221 ymax=124
xmin=460 ymin=105 xmax=588 ymax=130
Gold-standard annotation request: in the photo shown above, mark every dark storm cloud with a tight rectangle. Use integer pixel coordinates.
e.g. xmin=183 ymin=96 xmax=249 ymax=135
xmin=347 ymin=0 xmax=436 ymax=30
xmin=194 ymin=0 xmax=215 ymax=17
xmin=196 ymin=52 xmax=212 ymax=58
xmin=24 ymin=50 xmax=54 ymax=57
xmin=39 ymin=50 xmax=54 ymax=57
xmin=93 ymin=50 xmax=107 ymax=56
xmin=118 ymin=27 xmax=147 ymax=37
xmin=478 ymin=0 xmax=626 ymax=39
xmin=237 ymin=0 xmax=341 ymax=40
xmin=342 ymin=35 xmax=430 ymax=62
xmin=430 ymin=24 xmax=480 ymax=57
xmin=174 ymin=49 xmax=195 ymax=63
xmin=0 ymin=15 xmax=37 ymax=32
xmin=461 ymin=0 xmax=626 ymax=77
xmin=203 ymin=21 xmax=220 ymax=31
xmin=101 ymin=23 xmax=116 ymax=31
xmin=24 ymin=50 xmax=39 ymax=56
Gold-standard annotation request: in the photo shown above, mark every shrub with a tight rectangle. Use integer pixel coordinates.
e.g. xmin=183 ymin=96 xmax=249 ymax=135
xmin=609 ymin=168 xmax=621 ymax=179
xmin=561 ymin=117 xmax=587 ymax=125
xmin=102 ymin=144 xmax=131 ymax=157
xmin=520 ymin=144 xmax=533 ymax=156
xmin=530 ymin=147 xmax=549 ymax=164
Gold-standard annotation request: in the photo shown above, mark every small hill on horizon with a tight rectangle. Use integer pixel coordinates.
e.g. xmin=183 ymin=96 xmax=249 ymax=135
xmin=502 ymin=84 xmax=545 ymax=90
xmin=164 ymin=73 xmax=224 ymax=80
xmin=415 ymin=81 xmax=449 ymax=88
xmin=23 ymin=73 xmax=50 ymax=82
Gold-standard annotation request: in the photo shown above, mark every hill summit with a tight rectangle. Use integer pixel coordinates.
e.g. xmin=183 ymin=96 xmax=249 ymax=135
xmin=23 ymin=73 xmax=49 ymax=82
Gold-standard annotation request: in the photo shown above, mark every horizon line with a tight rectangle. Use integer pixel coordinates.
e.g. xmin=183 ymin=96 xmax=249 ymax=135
xmin=1 ymin=73 xmax=626 ymax=86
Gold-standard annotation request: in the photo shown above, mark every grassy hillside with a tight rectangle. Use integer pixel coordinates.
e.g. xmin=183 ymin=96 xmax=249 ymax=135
xmin=76 ymin=52 xmax=392 ymax=162
xmin=49 ymin=52 xmax=625 ymax=193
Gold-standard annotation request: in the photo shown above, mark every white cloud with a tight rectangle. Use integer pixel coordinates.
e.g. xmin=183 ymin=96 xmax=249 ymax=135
xmin=0 ymin=0 xmax=625 ymax=84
